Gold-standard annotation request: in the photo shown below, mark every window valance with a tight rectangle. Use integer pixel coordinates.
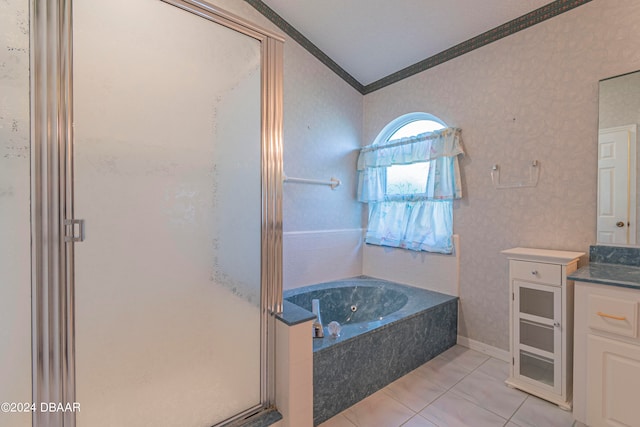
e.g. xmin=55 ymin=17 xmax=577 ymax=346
xmin=357 ymin=127 xmax=463 ymax=169
xmin=357 ymin=127 xmax=464 ymax=202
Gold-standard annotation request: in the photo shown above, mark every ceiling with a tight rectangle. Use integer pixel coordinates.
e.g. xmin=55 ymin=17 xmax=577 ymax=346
xmin=252 ymin=0 xmax=590 ymax=93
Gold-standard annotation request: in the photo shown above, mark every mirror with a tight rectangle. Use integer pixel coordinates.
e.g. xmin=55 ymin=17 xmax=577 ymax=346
xmin=597 ymin=70 xmax=639 ymax=246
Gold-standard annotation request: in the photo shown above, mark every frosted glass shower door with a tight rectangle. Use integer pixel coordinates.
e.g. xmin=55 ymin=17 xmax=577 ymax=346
xmin=73 ymin=0 xmax=263 ymax=425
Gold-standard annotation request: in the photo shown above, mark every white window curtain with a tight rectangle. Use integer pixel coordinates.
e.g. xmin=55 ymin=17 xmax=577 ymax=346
xmin=357 ymin=127 xmax=464 ymax=253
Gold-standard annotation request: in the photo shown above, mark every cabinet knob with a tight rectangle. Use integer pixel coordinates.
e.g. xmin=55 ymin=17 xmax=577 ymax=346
xmin=554 ymin=322 xmax=560 ymax=327
xmin=531 ymin=270 xmax=538 ymax=276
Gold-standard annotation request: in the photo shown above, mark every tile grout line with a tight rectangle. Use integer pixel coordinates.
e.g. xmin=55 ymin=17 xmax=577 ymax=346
xmin=412 ymin=352 xmax=495 ymax=426
xmin=448 ymin=355 xmax=528 ymax=423
xmin=444 ymin=357 xmax=512 ymax=424
xmin=505 ymin=395 xmax=529 ymax=426
xmin=324 ymin=349 xmax=521 ymax=427
xmin=378 ymin=350 xmax=483 ymax=426
xmin=322 ymin=348 xmax=575 ymax=427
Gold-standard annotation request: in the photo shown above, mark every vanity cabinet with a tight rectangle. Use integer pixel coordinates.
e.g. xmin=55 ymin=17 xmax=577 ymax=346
xmin=573 ymin=281 xmax=640 ymax=426
xmin=502 ymin=248 xmax=583 ymax=410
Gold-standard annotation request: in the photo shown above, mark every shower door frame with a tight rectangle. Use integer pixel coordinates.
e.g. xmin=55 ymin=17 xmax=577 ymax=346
xmin=30 ymin=0 xmax=284 ymax=425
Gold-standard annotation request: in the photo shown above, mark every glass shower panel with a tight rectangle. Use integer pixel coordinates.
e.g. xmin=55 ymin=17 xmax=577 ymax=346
xmin=73 ymin=0 xmax=262 ymax=425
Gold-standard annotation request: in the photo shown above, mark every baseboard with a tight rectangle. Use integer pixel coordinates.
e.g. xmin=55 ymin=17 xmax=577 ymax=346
xmin=457 ymin=335 xmax=510 ymax=362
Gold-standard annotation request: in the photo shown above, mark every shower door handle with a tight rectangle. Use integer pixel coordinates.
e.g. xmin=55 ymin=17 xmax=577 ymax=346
xmin=64 ymin=219 xmax=86 ymax=242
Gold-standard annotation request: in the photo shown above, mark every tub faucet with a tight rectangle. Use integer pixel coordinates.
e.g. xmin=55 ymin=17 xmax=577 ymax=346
xmin=312 ymin=299 xmax=324 ymax=338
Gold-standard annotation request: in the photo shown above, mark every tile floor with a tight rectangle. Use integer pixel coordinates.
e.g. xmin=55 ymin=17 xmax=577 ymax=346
xmin=317 ymin=345 xmax=585 ymax=427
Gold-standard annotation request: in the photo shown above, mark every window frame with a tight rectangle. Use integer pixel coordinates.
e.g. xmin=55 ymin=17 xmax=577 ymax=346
xmin=372 ymin=112 xmax=447 ymax=146
xmin=373 ymin=112 xmax=447 ymax=199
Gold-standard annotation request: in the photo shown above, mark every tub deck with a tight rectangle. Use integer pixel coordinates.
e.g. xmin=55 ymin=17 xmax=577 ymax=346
xmin=284 ymin=276 xmax=458 ymax=425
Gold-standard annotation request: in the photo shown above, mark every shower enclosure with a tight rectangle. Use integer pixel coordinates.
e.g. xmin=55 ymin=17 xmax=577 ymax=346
xmin=31 ymin=0 xmax=283 ymax=425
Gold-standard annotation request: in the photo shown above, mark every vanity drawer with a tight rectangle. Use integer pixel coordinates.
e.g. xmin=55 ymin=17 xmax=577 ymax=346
xmin=588 ymin=294 xmax=638 ymax=338
xmin=511 ymin=260 xmax=561 ymax=286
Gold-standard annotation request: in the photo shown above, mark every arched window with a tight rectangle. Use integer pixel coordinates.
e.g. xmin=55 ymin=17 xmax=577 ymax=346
xmin=373 ymin=112 xmax=447 ymax=145
xmin=375 ymin=113 xmax=447 ymax=197
xmin=357 ymin=113 xmax=464 ymax=253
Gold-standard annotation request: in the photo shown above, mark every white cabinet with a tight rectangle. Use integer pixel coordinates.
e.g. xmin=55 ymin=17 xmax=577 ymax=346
xmin=502 ymin=248 xmax=584 ymax=410
xmin=588 ymin=335 xmax=640 ymax=426
xmin=574 ymin=281 xmax=640 ymax=426
xmin=514 ymin=279 xmax=562 ymax=394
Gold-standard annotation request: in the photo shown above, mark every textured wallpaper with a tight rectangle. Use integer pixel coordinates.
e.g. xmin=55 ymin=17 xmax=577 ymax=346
xmin=281 ymin=39 xmax=363 ymax=232
xmin=211 ymin=1 xmax=365 ymax=292
xmin=364 ymin=0 xmax=640 ymax=350
xmin=211 ymin=0 xmax=364 ymax=233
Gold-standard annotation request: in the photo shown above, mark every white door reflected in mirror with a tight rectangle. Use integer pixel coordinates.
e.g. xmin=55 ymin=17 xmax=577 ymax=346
xmin=597 ymin=125 xmax=637 ymax=245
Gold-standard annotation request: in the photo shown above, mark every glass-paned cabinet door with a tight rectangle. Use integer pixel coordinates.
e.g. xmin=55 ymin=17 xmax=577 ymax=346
xmin=513 ymin=280 xmax=562 ymax=394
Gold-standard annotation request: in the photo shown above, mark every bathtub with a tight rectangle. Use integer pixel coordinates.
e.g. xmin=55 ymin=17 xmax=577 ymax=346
xmin=284 ymin=276 xmax=458 ymax=425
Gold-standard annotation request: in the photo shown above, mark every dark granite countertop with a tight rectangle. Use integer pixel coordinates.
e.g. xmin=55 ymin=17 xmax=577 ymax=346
xmin=569 ymin=262 xmax=640 ymax=290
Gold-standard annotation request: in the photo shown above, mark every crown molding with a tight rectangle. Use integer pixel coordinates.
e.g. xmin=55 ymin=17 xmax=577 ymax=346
xmin=246 ymin=0 xmax=592 ymax=95
xmin=244 ymin=0 xmax=364 ymax=93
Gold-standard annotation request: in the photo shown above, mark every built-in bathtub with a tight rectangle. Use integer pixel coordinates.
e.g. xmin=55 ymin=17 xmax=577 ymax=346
xmin=284 ymin=276 xmax=458 ymax=425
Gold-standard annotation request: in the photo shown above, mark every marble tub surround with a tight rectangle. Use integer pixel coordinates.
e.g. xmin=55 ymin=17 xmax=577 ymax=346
xmin=284 ymin=276 xmax=457 ymax=353
xmin=589 ymin=245 xmax=640 ymax=266
xmin=284 ymin=276 xmax=458 ymax=425
xmin=286 ymin=284 xmax=408 ymax=326
xmin=313 ymin=299 xmax=457 ymax=425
